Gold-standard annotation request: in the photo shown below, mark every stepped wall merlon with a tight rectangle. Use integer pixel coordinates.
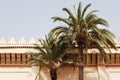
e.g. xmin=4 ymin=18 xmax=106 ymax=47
xmin=0 ymin=37 xmax=120 ymax=53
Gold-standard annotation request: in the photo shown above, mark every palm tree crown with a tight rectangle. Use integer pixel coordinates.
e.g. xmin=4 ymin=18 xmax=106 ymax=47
xmin=51 ymin=3 xmax=117 ymax=80
xmin=29 ymin=33 xmax=73 ymax=80
xmin=51 ymin=2 xmax=117 ymax=56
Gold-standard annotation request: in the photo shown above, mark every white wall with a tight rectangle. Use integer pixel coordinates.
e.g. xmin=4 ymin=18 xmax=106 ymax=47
xmin=0 ymin=67 xmax=36 ymax=80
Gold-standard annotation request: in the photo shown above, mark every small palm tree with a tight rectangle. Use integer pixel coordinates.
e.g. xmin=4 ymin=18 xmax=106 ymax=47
xmin=50 ymin=3 xmax=117 ymax=80
xmin=29 ymin=33 xmax=75 ymax=80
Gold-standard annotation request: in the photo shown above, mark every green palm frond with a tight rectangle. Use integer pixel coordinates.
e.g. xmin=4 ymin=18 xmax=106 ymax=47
xmin=30 ymin=53 xmax=44 ymax=66
xmin=85 ymin=10 xmax=98 ymax=20
xmin=100 ymin=29 xmax=117 ymax=49
xmin=91 ymin=26 xmax=102 ymax=35
xmin=34 ymin=45 xmax=49 ymax=60
xmin=82 ymin=3 xmax=91 ymax=18
xmin=77 ymin=2 xmax=82 ymax=23
xmin=49 ymin=26 xmax=68 ymax=37
xmin=95 ymin=18 xmax=109 ymax=26
xmin=62 ymin=54 xmax=78 ymax=65
xmin=63 ymin=8 xmax=77 ymax=25
xmin=86 ymin=14 xmax=98 ymax=23
xmin=95 ymin=42 xmax=107 ymax=58
xmin=52 ymin=17 xmax=73 ymax=26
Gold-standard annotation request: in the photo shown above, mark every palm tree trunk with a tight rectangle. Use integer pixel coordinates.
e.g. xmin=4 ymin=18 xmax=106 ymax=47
xmin=78 ymin=47 xmax=84 ymax=80
xmin=50 ymin=69 xmax=57 ymax=80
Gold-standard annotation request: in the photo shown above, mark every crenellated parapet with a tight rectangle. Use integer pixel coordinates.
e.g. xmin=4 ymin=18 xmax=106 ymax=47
xmin=0 ymin=37 xmax=36 ymax=44
xmin=0 ymin=37 xmax=37 ymax=53
xmin=0 ymin=37 xmax=120 ymax=53
xmin=0 ymin=37 xmax=120 ymax=45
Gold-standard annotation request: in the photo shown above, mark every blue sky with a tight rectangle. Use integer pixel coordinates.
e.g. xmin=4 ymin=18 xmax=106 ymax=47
xmin=0 ymin=0 xmax=120 ymax=41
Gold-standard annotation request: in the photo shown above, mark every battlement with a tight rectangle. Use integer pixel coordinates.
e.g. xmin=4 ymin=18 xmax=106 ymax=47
xmin=0 ymin=37 xmax=36 ymax=44
xmin=0 ymin=37 xmax=120 ymax=45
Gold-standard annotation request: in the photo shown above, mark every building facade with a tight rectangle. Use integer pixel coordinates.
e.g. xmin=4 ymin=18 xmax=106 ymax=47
xmin=0 ymin=37 xmax=120 ymax=80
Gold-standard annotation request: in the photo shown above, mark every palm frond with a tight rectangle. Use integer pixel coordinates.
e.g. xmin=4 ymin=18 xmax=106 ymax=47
xmin=63 ymin=8 xmax=77 ymax=24
xmin=85 ymin=10 xmax=98 ymax=20
xmin=52 ymin=17 xmax=73 ymax=26
xmin=92 ymin=40 xmax=107 ymax=58
xmin=49 ymin=26 xmax=68 ymax=37
xmin=82 ymin=3 xmax=91 ymax=18
xmin=86 ymin=14 xmax=98 ymax=23
xmin=77 ymin=2 xmax=82 ymax=23
xmin=100 ymin=29 xmax=117 ymax=50
xmin=95 ymin=18 xmax=109 ymax=27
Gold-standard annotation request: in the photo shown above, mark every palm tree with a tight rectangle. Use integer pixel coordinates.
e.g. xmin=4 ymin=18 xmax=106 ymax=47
xmin=29 ymin=33 xmax=75 ymax=80
xmin=50 ymin=3 xmax=117 ymax=80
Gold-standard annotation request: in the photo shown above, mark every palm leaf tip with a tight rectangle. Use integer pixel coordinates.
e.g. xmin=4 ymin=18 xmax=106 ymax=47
xmin=51 ymin=17 xmax=57 ymax=22
xmin=82 ymin=3 xmax=91 ymax=18
xmin=62 ymin=7 xmax=73 ymax=16
xmin=62 ymin=8 xmax=67 ymax=11
xmin=98 ymin=18 xmax=109 ymax=27
xmin=77 ymin=2 xmax=82 ymax=21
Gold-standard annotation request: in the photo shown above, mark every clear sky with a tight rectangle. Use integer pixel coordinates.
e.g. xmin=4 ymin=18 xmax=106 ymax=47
xmin=0 ymin=0 xmax=120 ymax=41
